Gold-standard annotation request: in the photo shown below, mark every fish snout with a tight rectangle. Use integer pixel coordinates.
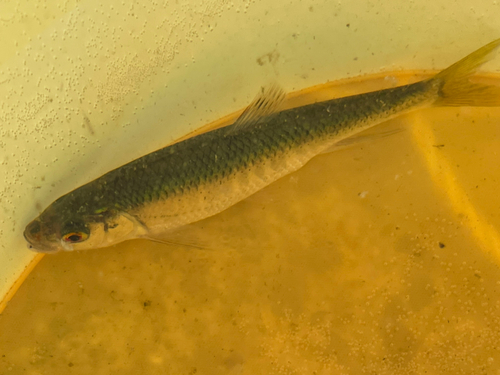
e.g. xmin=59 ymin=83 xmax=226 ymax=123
xmin=24 ymin=219 xmax=59 ymax=253
xmin=24 ymin=220 xmax=41 ymax=243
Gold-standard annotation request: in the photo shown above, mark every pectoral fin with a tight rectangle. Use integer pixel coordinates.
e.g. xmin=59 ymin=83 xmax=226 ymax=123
xmin=140 ymin=223 xmax=228 ymax=251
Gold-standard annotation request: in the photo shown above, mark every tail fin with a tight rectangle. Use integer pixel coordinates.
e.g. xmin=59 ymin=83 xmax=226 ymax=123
xmin=433 ymin=38 xmax=500 ymax=107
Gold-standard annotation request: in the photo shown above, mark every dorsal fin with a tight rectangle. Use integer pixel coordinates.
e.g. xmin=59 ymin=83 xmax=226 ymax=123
xmin=227 ymin=83 xmax=286 ymax=134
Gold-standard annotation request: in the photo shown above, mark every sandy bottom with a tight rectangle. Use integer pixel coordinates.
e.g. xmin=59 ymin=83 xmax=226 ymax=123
xmin=1 ymin=85 xmax=500 ymax=374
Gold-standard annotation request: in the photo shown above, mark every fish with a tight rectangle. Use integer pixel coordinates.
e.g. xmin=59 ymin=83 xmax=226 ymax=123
xmin=24 ymin=39 xmax=500 ymax=253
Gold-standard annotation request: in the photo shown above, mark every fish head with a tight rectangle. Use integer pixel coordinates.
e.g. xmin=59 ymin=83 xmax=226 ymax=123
xmin=24 ymin=212 xmax=91 ymax=253
xmin=24 ymin=189 xmax=141 ymax=253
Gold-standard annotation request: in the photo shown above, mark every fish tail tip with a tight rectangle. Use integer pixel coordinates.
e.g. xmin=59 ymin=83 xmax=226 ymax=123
xmin=433 ymin=38 xmax=500 ymax=107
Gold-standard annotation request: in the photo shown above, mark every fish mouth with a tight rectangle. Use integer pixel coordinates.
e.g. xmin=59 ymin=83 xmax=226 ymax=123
xmin=24 ymin=219 xmax=61 ymax=253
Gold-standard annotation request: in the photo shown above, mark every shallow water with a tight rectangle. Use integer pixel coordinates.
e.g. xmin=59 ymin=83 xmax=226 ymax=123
xmin=1 ymin=76 xmax=500 ymax=374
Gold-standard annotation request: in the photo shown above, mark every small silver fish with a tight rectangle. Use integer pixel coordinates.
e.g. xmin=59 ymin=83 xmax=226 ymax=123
xmin=24 ymin=39 xmax=500 ymax=252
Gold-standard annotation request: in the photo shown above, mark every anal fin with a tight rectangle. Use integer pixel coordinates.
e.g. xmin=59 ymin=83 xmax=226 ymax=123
xmin=321 ymin=127 xmax=404 ymax=154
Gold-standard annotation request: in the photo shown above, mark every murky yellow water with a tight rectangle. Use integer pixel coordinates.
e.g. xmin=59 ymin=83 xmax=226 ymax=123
xmin=1 ymin=75 xmax=500 ymax=374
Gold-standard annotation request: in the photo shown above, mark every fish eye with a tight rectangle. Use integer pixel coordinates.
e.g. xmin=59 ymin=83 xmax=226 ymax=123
xmin=62 ymin=232 xmax=89 ymax=243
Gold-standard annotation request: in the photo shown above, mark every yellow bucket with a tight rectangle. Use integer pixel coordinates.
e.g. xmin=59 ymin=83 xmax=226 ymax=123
xmin=1 ymin=0 xmax=500 ymax=373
